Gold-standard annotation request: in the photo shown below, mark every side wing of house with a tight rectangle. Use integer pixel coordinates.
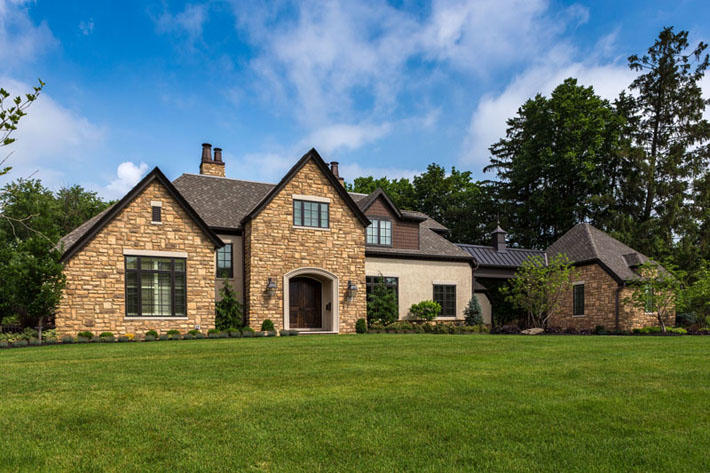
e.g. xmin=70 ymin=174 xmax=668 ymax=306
xmin=56 ymin=168 xmax=222 ymax=336
xmin=360 ymin=190 xmax=475 ymax=321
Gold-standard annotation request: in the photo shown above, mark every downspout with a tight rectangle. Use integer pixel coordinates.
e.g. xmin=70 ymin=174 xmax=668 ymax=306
xmin=615 ymin=282 xmax=625 ymax=331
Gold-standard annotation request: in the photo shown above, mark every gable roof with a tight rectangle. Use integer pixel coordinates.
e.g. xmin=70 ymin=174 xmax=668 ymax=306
xmin=241 ymin=148 xmax=370 ymax=227
xmin=58 ymin=167 xmax=223 ymax=262
xmin=457 ymin=244 xmax=546 ymax=268
xmin=546 ymin=223 xmax=649 ymax=282
xmin=356 ymin=188 xmax=426 ymax=223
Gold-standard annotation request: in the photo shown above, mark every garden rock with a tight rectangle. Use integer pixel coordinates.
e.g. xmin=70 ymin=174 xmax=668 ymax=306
xmin=521 ymin=328 xmax=545 ymax=335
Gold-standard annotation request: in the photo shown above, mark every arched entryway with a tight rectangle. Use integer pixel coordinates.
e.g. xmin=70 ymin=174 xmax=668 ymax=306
xmin=283 ymin=268 xmax=339 ymax=333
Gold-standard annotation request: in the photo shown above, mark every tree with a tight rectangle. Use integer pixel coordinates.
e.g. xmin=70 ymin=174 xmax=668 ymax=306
xmin=55 ymin=185 xmax=113 ymax=236
xmin=624 ymin=27 xmax=710 ymax=257
xmin=347 ymin=176 xmax=416 ymax=210
xmin=463 ymin=296 xmax=483 ymax=326
xmin=215 ymin=280 xmax=243 ymax=330
xmin=677 ymin=260 xmax=710 ymax=328
xmin=485 ymin=78 xmax=625 ymax=248
xmin=366 ymin=277 xmax=398 ymax=326
xmin=624 ymin=261 xmax=682 ymax=334
xmin=0 ymin=237 xmax=65 ymax=341
xmin=409 ymin=300 xmax=441 ymax=321
xmin=1 ymin=80 xmax=44 ymax=176
xmin=501 ymin=253 xmax=574 ymax=328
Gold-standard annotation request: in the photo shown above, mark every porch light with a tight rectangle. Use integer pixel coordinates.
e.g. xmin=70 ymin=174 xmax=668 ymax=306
xmin=347 ymin=280 xmax=358 ymax=300
xmin=265 ymin=277 xmax=277 ymax=295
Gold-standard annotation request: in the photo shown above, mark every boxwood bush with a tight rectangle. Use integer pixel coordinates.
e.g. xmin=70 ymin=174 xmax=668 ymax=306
xmin=355 ymin=318 xmax=367 ymax=334
xmin=145 ymin=330 xmax=158 ymax=338
xmin=77 ymin=331 xmax=94 ymax=340
xmin=261 ymin=319 xmax=275 ymax=332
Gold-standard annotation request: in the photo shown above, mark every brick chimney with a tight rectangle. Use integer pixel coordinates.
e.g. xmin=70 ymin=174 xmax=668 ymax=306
xmin=199 ymin=143 xmax=225 ymax=177
xmin=330 ymin=161 xmax=344 ymax=186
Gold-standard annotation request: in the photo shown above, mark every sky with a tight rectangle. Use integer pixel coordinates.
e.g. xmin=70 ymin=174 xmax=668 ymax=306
xmin=1 ymin=0 xmax=709 ymax=199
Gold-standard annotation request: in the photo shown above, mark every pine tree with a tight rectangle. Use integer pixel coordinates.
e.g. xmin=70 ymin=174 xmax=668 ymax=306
xmin=366 ymin=277 xmax=398 ymax=326
xmin=215 ymin=280 xmax=243 ymax=330
xmin=463 ymin=296 xmax=483 ymax=326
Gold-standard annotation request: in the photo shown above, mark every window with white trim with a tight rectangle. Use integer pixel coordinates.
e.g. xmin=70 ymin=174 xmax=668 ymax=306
xmin=366 ymin=218 xmax=392 ymax=246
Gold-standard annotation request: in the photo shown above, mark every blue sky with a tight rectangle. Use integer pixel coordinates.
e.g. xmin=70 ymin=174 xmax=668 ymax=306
xmin=2 ymin=0 xmax=709 ymax=199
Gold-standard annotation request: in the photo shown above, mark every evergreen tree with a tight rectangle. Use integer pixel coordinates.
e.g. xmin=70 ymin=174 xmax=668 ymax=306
xmin=463 ymin=296 xmax=483 ymax=326
xmin=366 ymin=277 xmax=398 ymax=326
xmin=624 ymin=27 xmax=710 ymax=257
xmin=215 ymin=280 xmax=243 ymax=330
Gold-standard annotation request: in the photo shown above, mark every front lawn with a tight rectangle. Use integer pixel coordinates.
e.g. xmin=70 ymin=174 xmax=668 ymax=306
xmin=1 ymin=335 xmax=708 ymax=472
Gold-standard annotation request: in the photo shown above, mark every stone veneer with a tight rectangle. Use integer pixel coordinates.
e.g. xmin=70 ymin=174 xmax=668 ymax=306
xmin=56 ymin=180 xmax=217 ymax=336
xmin=548 ymin=263 xmax=675 ymax=331
xmin=244 ymin=159 xmax=366 ymax=333
xmin=199 ymin=161 xmax=225 ymax=177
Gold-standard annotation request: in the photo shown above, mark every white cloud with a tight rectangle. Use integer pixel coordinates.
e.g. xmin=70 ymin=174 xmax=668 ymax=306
xmin=153 ymin=3 xmax=207 ymax=45
xmin=304 ymin=122 xmax=392 ymax=154
xmin=462 ymin=57 xmax=638 ymax=169
xmin=103 ymin=162 xmax=149 ymax=199
xmin=79 ymin=18 xmax=94 ymax=36
xmin=0 ymin=77 xmax=106 ymax=187
xmin=0 ymin=0 xmax=57 ymax=66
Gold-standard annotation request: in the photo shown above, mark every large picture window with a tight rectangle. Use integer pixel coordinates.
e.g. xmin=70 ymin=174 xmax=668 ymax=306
xmin=216 ymin=243 xmax=233 ymax=278
xmin=293 ymin=200 xmax=329 ymax=228
xmin=366 ymin=218 xmax=392 ymax=246
xmin=573 ymin=284 xmax=585 ymax=316
xmin=433 ymin=284 xmax=456 ymax=317
xmin=125 ymin=256 xmax=186 ymax=317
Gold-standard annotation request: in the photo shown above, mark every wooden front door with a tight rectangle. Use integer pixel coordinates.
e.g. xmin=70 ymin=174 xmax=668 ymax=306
xmin=289 ymin=277 xmax=322 ymax=329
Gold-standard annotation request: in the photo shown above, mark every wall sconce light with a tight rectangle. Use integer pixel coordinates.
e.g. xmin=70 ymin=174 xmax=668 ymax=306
xmin=346 ymin=280 xmax=358 ymax=300
xmin=265 ymin=277 xmax=277 ymax=296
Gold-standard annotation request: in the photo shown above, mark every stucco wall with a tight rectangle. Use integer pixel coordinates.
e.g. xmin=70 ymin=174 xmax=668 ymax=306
xmin=243 ymin=159 xmax=367 ymax=333
xmin=474 ymin=292 xmax=492 ymax=325
xmin=215 ymin=234 xmax=244 ymax=305
xmin=365 ymin=257 xmax=473 ymax=320
xmin=56 ymin=180 xmax=217 ymax=336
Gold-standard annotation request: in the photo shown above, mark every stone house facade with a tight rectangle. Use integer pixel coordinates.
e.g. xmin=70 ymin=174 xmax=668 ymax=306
xmin=57 ymin=146 xmax=474 ymax=336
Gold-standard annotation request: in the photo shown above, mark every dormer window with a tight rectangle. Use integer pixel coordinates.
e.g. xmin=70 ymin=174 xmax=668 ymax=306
xmin=151 ymin=201 xmax=162 ymax=224
xmin=367 ymin=218 xmax=392 ymax=246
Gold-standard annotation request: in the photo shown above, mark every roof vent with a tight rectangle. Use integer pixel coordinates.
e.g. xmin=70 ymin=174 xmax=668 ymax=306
xmin=623 ymin=252 xmax=642 ymax=267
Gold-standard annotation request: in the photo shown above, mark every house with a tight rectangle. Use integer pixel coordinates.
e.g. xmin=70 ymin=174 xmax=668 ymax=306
xmin=458 ymin=223 xmax=674 ymax=331
xmin=56 ymin=145 xmax=475 ymax=336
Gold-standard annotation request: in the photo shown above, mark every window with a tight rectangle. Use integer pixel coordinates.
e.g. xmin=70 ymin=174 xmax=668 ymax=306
xmin=216 ymin=243 xmax=233 ymax=278
xmin=573 ymin=284 xmax=585 ymax=316
xmin=293 ymin=200 xmax=329 ymax=228
xmin=125 ymin=256 xmax=186 ymax=317
xmin=433 ymin=284 xmax=456 ymax=317
xmin=151 ymin=205 xmax=161 ymax=223
xmin=366 ymin=276 xmax=399 ymax=308
xmin=366 ymin=218 xmax=392 ymax=246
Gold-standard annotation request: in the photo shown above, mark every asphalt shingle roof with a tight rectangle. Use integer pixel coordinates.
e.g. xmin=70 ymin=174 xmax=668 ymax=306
xmin=546 ymin=223 xmax=649 ymax=281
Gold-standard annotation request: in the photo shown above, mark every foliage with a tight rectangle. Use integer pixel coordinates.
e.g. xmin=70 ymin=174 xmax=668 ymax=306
xmin=486 ymin=78 xmax=626 ymax=248
xmin=366 ymin=276 xmax=398 ymax=326
xmin=677 ymin=260 xmax=710 ymax=326
xmin=463 ymin=296 xmax=483 ymax=326
xmin=77 ymin=331 xmax=93 ymax=340
xmin=145 ymin=330 xmax=158 ymax=338
xmin=241 ymin=326 xmax=255 ymax=334
xmin=215 ymin=280 xmax=243 ymax=331
xmin=261 ymin=319 xmax=275 ymax=332
xmin=409 ymin=300 xmax=441 ymax=321
xmin=0 ymin=79 xmax=44 ymax=176
xmin=633 ymin=326 xmax=687 ymax=335
xmin=625 ymin=261 xmax=683 ymax=333
xmin=502 ymin=253 xmax=574 ymax=328
xmin=355 ymin=318 xmax=367 ymax=334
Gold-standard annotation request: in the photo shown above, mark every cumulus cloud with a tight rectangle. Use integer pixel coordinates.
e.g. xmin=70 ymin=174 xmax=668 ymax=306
xmin=153 ymin=2 xmax=207 ymax=46
xmin=103 ymin=162 xmax=149 ymax=199
xmin=304 ymin=122 xmax=393 ymax=154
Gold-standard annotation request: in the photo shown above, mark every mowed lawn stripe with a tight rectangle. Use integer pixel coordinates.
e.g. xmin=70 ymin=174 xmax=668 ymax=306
xmin=1 ymin=335 xmax=708 ymax=472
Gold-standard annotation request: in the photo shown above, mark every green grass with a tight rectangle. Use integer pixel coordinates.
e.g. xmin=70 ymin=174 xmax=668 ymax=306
xmin=1 ymin=335 xmax=708 ymax=472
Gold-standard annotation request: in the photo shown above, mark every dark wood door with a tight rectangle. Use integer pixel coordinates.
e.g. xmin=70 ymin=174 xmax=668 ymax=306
xmin=289 ymin=277 xmax=322 ymax=329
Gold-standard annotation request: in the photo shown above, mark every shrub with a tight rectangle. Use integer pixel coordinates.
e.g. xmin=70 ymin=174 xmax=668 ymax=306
xmin=464 ymin=296 xmax=484 ymax=326
xmin=265 ymin=331 xmax=276 ymax=337
xmin=188 ymin=329 xmax=201 ymax=336
xmin=369 ymin=321 xmax=385 ymax=332
xmin=367 ymin=276 xmax=399 ymax=326
xmin=61 ymin=335 xmax=74 ymax=344
xmin=261 ymin=319 xmax=275 ymax=332
xmin=118 ymin=335 xmax=131 ymax=342
xmin=99 ymin=332 xmax=114 ymax=342
xmin=0 ymin=340 xmax=8 ymax=348
xmin=183 ymin=333 xmax=194 ymax=340
xmin=491 ymin=324 xmax=521 ymax=334
xmin=355 ymin=318 xmax=367 ymax=334
xmin=255 ymin=331 xmax=267 ymax=337
xmin=410 ymin=300 xmax=441 ymax=321
xmin=227 ymin=328 xmax=241 ymax=338
xmin=242 ymin=329 xmax=254 ymax=338
xmin=633 ymin=326 xmax=687 ymax=335
xmin=144 ymin=334 xmax=156 ymax=341
xmin=166 ymin=329 xmax=180 ymax=335
xmin=29 ymin=338 xmax=41 ymax=346
xmin=159 ymin=334 xmax=170 ymax=341
xmin=145 ymin=330 xmax=158 ymax=338
xmin=77 ymin=331 xmax=94 ymax=340
xmin=194 ymin=332 xmax=205 ymax=339
xmin=433 ymin=323 xmax=452 ymax=334
xmin=241 ymin=326 xmax=255 ymax=334
xmin=13 ymin=339 xmax=28 ymax=347
xmin=215 ymin=280 xmax=244 ymax=330
xmin=594 ymin=325 xmax=607 ymax=335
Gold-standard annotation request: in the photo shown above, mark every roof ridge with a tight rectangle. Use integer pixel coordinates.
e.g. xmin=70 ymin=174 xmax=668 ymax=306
xmin=583 ymin=223 xmax=601 ymax=258
xmin=177 ymin=173 xmax=275 ymax=186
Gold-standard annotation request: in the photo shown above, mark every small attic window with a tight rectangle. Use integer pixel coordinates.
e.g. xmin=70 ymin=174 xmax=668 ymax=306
xmin=151 ymin=201 xmax=162 ymax=224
